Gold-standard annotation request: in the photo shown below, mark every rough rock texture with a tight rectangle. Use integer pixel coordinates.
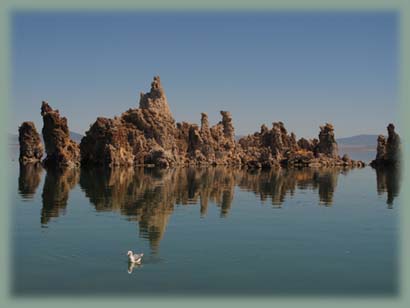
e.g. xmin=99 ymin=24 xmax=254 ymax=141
xmin=22 ymin=76 xmax=367 ymax=170
xmin=180 ymin=111 xmax=241 ymax=166
xmin=81 ymin=76 xmax=179 ymax=168
xmin=317 ymin=123 xmax=338 ymax=158
xmin=41 ymin=101 xmax=80 ymax=169
xmin=18 ymin=121 xmax=44 ymax=163
xmin=297 ymin=137 xmax=316 ymax=152
xmin=239 ymin=121 xmax=365 ymax=169
xmin=370 ymin=123 xmax=401 ymax=167
xmin=238 ymin=122 xmax=299 ymax=169
xmin=81 ymin=76 xmax=241 ymax=168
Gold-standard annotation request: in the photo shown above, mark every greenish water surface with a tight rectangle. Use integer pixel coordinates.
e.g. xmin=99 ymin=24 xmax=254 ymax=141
xmin=11 ymin=158 xmax=399 ymax=296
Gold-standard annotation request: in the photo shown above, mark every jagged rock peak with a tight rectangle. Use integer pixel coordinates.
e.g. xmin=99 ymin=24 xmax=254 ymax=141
xmin=41 ymin=101 xmax=54 ymax=116
xmin=139 ymin=76 xmax=172 ymax=118
xmin=220 ymin=111 xmax=235 ymax=139
xmin=201 ymin=113 xmax=210 ymax=131
xmin=18 ymin=121 xmax=44 ymax=163
xmin=40 ymin=101 xmax=80 ymax=169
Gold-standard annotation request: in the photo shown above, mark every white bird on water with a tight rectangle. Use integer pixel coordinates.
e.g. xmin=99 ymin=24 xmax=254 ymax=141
xmin=127 ymin=250 xmax=144 ymax=264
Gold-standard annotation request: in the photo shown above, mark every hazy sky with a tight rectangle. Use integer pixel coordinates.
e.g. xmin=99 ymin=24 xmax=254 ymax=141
xmin=11 ymin=11 xmax=398 ymax=138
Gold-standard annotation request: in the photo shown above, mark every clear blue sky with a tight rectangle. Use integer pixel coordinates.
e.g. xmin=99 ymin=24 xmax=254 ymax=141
xmin=11 ymin=11 xmax=398 ymax=138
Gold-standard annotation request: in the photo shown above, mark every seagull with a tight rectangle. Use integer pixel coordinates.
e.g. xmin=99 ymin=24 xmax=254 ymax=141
xmin=127 ymin=250 xmax=144 ymax=264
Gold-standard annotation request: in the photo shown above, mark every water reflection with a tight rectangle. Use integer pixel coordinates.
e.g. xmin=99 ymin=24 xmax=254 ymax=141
xmin=17 ymin=165 xmax=401 ymax=251
xmin=127 ymin=262 xmax=142 ymax=274
xmin=41 ymin=167 xmax=80 ymax=225
xmin=18 ymin=163 xmax=43 ymax=199
xmin=79 ymin=167 xmax=238 ymax=252
xmin=374 ymin=166 xmax=401 ymax=208
xmin=237 ymin=168 xmax=339 ymax=207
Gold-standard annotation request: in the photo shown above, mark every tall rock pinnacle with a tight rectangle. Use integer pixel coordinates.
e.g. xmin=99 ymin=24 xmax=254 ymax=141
xmin=139 ymin=76 xmax=173 ymax=119
xmin=41 ymin=101 xmax=80 ymax=169
xmin=371 ymin=123 xmax=401 ymax=167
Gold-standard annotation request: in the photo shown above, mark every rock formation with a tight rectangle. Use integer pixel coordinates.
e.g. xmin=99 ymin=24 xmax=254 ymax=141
xmin=297 ymin=137 xmax=317 ymax=152
xmin=81 ymin=76 xmax=241 ymax=168
xmin=370 ymin=123 xmax=401 ymax=167
xmin=21 ymin=76 xmax=368 ymax=170
xmin=317 ymin=123 xmax=338 ymax=158
xmin=81 ymin=76 xmax=179 ymax=168
xmin=18 ymin=121 xmax=43 ymax=163
xmin=386 ymin=123 xmax=401 ymax=163
xmin=41 ymin=101 xmax=80 ymax=169
xmin=239 ymin=121 xmax=364 ymax=168
xmin=238 ymin=122 xmax=298 ymax=169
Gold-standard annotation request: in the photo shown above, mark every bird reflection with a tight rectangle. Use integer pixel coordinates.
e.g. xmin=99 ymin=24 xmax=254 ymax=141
xmin=127 ymin=262 xmax=142 ymax=274
xmin=375 ymin=165 xmax=401 ymax=208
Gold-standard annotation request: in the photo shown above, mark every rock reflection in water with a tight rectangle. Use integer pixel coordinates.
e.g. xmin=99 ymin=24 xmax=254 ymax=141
xmin=375 ymin=166 xmax=401 ymax=208
xmin=315 ymin=169 xmax=339 ymax=206
xmin=237 ymin=168 xmax=339 ymax=207
xmin=18 ymin=163 xmax=43 ymax=199
xmin=17 ymin=164 xmax=401 ymax=253
xmin=41 ymin=168 xmax=80 ymax=225
xmin=79 ymin=167 xmax=238 ymax=253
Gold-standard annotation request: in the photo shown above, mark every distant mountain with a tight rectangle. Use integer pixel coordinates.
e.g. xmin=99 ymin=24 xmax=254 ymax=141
xmin=69 ymin=132 xmax=84 ymax=143
xmin=336 ymin=134 xmax=379 ymax=148
xmin=8 ymin=131 xmax=84 ymax=145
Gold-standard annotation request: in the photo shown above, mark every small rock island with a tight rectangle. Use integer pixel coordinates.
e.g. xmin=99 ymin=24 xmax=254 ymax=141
xmin=18 ymin=76 xmax=400 ymax=170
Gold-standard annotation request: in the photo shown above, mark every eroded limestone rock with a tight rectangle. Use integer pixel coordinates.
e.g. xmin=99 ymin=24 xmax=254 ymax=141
xmin=317 ymin=123 xmax=338 ymax=158
xmin=371 ymin=123 xmax=401 ymax=167
xmin=239 ymin=122 xmax=364 ymax=169
xmin=18 ymin=121 xmax=43 ymax=163
xmin=22 ymin=76 xmax=368 ymax=170
xmin=41 ymin=101 xmax=80 ymax=169
xmin=81 ymin=77 xmax=178 ymax=168
xmin=81 ymin=77 xmax=244 ymax=168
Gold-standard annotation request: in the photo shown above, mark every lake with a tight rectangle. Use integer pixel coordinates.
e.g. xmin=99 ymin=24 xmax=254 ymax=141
xmin=11 ymin=149 xmax=400 ymax=296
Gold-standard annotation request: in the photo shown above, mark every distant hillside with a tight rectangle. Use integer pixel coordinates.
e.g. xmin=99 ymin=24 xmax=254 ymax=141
xmin=9 ymin=131 xmax=84 ymax=145
xmin=336 ymin=134 xmax=379 ymax=148
xmin=69 ymin=132 xmax=84 ymax=143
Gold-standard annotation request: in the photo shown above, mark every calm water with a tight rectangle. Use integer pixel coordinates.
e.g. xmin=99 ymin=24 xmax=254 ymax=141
xmin=11 ymin=150 xmax=400 ymax=296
